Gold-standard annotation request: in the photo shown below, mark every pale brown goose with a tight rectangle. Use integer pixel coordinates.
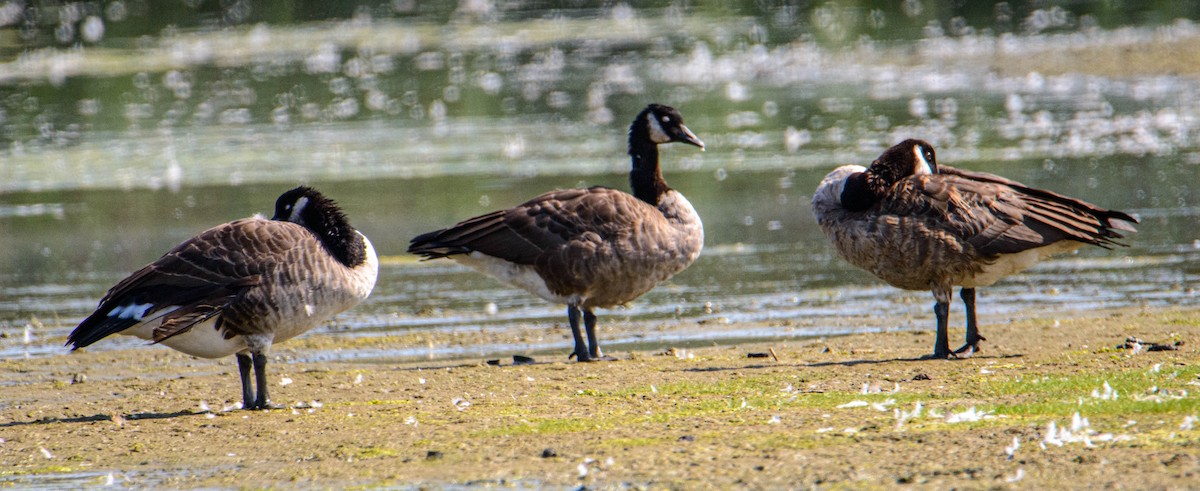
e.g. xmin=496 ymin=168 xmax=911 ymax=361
xmin=408 ymin=104 xmax=705 ymax=362
xmin=67 ymin=186 xmax=378 ymax=409
xmin=812 ymin=139 xmax=1138 ymax=359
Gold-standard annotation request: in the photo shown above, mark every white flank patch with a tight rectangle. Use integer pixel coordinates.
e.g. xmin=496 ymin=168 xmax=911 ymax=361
xmin=964 ymin=241 xmax=1081 ymax=287
xmin=457 ymin=253 xmax=569 ymax=305
xmin=139 ymin=316 xmax=244 ymax=359
xmin=107 ymin=302 xmax=154 ymax=320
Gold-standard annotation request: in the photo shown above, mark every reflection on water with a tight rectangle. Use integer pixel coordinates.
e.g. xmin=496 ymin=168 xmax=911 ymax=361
xmin=1 ymin=3 xmax=1199 ymax=362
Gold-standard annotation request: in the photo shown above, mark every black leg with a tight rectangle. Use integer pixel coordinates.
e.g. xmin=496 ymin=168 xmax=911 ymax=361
xmin=922 ymin=288 xmax=953 ymax=359
xmin=954 ymin=288 xmax=987 ymax=357
xmin=252 ymin=352 xmax=272 ymax=410
xmin=582 ymin=309 xmax=615 ymax=361
xmin=584 ymin=309 xmax=601 ymax=359
xmin=567 ymin=305 xmax=589 ymax=362
xmin=236 ymin=353 xmax=255 ymax=409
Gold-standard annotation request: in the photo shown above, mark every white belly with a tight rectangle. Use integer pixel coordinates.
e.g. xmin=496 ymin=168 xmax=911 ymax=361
xmin=454 ymin=253 xmax=576 ymax=305
xmin=126 ymin=315 xmax=247 ymax=359
xmin=121 ymin=304 xmax=331 ymax=359
xmin=962 ymin=241 xmax=1084 ymax=288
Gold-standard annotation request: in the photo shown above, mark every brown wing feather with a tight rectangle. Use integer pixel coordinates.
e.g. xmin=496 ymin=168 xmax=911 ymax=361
xmin=939 ymin=165 xmax=1137 ymax=230
xmin=889 ymin=166 xmax=1138 ymax=258
xmin=408 ymin=186 xmax=647 ymax=265
xmin=68 ymin=218 xmax=303 ymax=348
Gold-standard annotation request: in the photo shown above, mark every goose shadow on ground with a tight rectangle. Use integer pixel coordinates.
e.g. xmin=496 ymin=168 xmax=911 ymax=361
xmin=675 ymin=352 xmax=1025 ymax=372
xmin=0 ymin=410 xmax=203 ymax=428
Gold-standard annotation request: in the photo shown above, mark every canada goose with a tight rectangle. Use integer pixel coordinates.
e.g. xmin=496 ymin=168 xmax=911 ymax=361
xmin=67 ymin=186 xmax=378 ymax=409
xmin=812 ymin=139 xmax=1137 ymax=359
xmin=408 ymin=104 xmax=705 ymax=362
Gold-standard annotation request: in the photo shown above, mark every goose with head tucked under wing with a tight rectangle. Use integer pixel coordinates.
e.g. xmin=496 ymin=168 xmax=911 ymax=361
xmin=408 ymin=104 xmax=705 ymax=362
xmin=67 ymin=186 xmax=378 ymax=409
xmin=812 ymin=139 xmax=1138 ymax=359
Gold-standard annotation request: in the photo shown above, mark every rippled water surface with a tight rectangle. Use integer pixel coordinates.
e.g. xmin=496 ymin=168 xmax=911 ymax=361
xmin=1 ymin=2 xmax=1198 ymax=362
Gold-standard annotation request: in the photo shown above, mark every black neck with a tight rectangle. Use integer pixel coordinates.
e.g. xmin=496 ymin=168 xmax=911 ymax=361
xmin=300 ymin=205 xmax=368 ymax=267
xmin=628 ymin=118 xmax=669 ymax=205
xmin=840 ymin=171 xmax=890 ymax=212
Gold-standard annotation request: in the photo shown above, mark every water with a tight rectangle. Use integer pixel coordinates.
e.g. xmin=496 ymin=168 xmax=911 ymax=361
xmin=2 ymin=3 xmax=1199 ymax=363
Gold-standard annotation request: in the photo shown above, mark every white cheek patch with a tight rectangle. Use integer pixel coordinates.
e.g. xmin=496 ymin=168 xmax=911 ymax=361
xmin=107 ymin=302 xmax=155 ymax=320
xmin=647 ymin=114 xmax=670 ymax=144
xmin=289 ymin=196 xmax=309 ymax=223
xmin=912 ymin=146 xmax=934 ymax=175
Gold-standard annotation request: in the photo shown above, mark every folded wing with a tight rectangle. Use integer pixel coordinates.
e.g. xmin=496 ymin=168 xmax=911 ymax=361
xmin=67 ymin=219 xmax=305 ymax=348
xmin=886 ymin=165 xmax=1138 ymax=257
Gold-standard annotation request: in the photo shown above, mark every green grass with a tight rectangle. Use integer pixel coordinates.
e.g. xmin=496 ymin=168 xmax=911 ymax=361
xmin=473 ymin=416 xmax=611 ymax=437
xmin=984 ymin=365 xmax=1200 ymax=418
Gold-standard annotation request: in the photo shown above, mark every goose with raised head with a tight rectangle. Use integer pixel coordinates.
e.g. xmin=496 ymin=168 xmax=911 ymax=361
xmin=812 ymin=139 xmax=1138 ymax=359
xmin=408 ymin=104 xmax=705 ymax=362
xmin=67 ymin=186 xmax=379 ymax=409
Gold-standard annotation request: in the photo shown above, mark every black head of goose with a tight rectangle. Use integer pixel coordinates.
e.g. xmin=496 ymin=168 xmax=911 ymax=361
xmin=812 ymin=139 xmax=1138 ymax=359
xmin=67 ymin=186 xmax=378 ymax=409
xmin=408 ymin=103 xmax=705 ymax=362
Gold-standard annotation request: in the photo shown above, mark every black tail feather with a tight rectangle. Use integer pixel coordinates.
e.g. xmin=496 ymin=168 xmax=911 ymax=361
xmin=66 ymin=314 xmax=139 ymax=350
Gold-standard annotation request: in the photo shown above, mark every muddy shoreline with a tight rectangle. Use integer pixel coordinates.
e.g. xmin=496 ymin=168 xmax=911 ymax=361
xmin=2 ymin=306 xmax=1199 ymax=489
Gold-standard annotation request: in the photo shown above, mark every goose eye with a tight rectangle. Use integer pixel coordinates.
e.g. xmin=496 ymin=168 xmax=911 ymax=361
xmin=662 ymin=116 xmax=671 ymax=123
